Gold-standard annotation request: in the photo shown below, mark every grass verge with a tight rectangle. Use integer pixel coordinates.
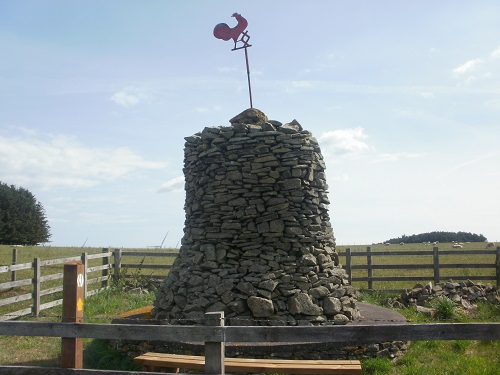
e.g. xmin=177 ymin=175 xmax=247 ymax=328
xmin=0 ymin=286 xmax=155 ymax=369
xmin=359 ymin=291 xmax=500 ymax=375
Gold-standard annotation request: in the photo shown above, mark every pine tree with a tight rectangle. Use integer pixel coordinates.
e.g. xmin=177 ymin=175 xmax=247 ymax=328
xmin=0 ymin=182 xmax=51 ymax=245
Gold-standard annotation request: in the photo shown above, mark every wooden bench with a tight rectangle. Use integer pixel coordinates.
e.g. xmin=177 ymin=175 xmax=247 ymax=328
xmin=134 ymin=352 xmax=362 ymax=374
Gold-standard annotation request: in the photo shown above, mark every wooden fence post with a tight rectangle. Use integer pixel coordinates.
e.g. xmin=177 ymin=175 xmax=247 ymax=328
xmin=81 ymin=253 xmax=88 ymax=298
xmin=61 ymin=261 xmax=85 ymax=369
xmin=345 ymin=248 xmax=352 ymax=285
xmin=496 ymin=246 xmax=500 ymax=287
xmin=204 ymin=311 xmax=225 ymax=375
xmin=114 ymin=248 xmax=122 ymax=282
xmin=367 ymin=246 xmax=373 ymax=290
xmin=102 ymin=248 xmax=110 ymax=289
xmin=433 ymin=246 xmax=440 ymax=285
xmin=32 ymin=257 xmax=41 ymax=317
xmin=11 ymin=248 xmax=17 ymax=282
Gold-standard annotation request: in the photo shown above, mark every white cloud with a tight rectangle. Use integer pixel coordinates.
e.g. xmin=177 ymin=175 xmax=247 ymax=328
xmin=217 ymin=66 xmax=240 ymax=73
xmin=484 ymin=97 xmax=500 ymax=110
xmin=291 ymin=80 xmax=313 ymax=88
xmin=111 ymin=91 xmax=140 ymax=107
xmin=420 ymin=92 xmax=434 ymax=99
xmin=318 ymin=128 xmax=371 ymax=156
xmin=371 ymin=152 xmax=427 ymax=163
xmin=158 ymin=176 xmax=184 ymax=193
xmin=491 ymin=46 xmax=500 ymax=59
xmin=446 ymin=151 xmax=500 ymax=175
xmin=299 ymin=51 xmax=341 ymax=76
xmin=78 ymin=212 xmax=143 ymax=225
xmin=452 ymin=46 xmax=500 ymax=86
xmin=194 ymin=106 xmax=223 ymax=113
xmin=0 ymin=131 xmax=166 ymax=189
xmin=453 ymin=58 xmax=482 ymax=75
xmin=331 ymin=173 xmax=350 ymax=182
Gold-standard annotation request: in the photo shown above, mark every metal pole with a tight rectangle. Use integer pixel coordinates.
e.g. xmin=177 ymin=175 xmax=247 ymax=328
xmin=244 ymin=47 xmax=253 ymax=108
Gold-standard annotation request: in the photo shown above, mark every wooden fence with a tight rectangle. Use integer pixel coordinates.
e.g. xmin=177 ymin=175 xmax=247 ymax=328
xmin=339 ymin=246 xmax=500 ymax=290
xmin=0 ymin=248 xmax=178 ymax=321
xmin=0 ymin=316 xmax=499 ymax=374
xmin=112 ymin=248 xmax=177 ymax=282
xmin=1 ymin=246 xmax=499 ymax=320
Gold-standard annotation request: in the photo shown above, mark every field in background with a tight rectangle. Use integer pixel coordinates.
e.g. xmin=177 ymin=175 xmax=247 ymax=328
xmin=1 ymin=242 xmax=496 ymax=289
xmin=0 ymin=245 xmax=178 ymax=283
xmin=1 ymin=242 xmax=497 ymax=320
xmin=0 ymin=245 xmax=177 ymax=265
xmin=336 ymin=242 xmax=498 ymax=290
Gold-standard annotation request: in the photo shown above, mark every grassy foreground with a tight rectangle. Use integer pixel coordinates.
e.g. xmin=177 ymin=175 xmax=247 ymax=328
xmin=359 ymin=292 xmax=500 ymax=374
xmin=0 ymin=286 xmax=498 ymax=374
xmin=0 ymin=286 xmax=155 ymax=369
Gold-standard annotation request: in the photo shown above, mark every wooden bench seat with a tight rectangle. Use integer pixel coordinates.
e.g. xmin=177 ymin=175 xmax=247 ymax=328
xmin=134 ymin=352 xmax=362 ymax=374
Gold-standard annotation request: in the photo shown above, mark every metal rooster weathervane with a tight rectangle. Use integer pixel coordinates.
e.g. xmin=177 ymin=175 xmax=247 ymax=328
xmin=214 ymin=13 xmax=253 ymax=108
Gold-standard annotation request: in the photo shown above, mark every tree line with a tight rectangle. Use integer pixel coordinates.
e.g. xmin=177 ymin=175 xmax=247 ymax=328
xmin=0 ymin=182 xmax=51 ymax=245
xmin=385 ymin=231 xmax=487 ymax=244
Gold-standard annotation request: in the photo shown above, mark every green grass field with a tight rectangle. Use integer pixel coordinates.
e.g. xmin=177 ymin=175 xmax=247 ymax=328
xmin=0 ymin=244 xmax=499 ymax=374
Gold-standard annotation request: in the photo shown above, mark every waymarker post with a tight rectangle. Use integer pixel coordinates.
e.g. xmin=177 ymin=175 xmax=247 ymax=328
xmin=61 ymin=260 xmax=85 ymax=368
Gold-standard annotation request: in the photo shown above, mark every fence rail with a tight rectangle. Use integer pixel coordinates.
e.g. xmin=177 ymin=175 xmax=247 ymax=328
xmin=0 ymin=318 xmax=499 ymax=374
xmin=339 ymin=246 xmax=500 ymax=290
xmin=1 ymin=246 xmax=499 ymax=320
xmin=0 ymin=248 xmax=178 ymax=320
xmin=0 ymin=320 xmax=499 ymax=343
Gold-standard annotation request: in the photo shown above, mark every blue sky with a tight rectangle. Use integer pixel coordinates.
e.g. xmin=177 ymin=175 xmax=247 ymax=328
xmin=1 ymin=1 xmax=499 ymax=248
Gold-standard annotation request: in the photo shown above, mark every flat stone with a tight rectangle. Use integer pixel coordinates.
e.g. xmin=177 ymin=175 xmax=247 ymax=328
xmin=230 ymin=108 xmax=268 ymax=125
xmin=323 ymin=297 xmax=342 ymax=315
xmin=288 ymin=293 xmax=323 ymax=316
xmin=279 ymin=178 xmax=302 ymax=190
xmin=310 ymin=286 xmax=329 ymax=299
xmin=333 ymin=314 xmax=349 ymax=325
xmin=258 ymin=279 xmax=277 ymax=292
xmin=237 ymin=282 xmax=257 ymax=296
xmin=247 ymin=296 xmax=274 ymax=318
xmin=216 ymin=280 xmax=234 ymax=295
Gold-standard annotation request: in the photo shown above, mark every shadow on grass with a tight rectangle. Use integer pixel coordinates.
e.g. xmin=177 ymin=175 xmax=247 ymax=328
xmin=0 ymin=339 xmax=138 ymax=371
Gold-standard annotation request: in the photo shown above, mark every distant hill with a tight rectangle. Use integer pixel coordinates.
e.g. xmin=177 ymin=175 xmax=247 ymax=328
xmin=384 ymin=231 xmax=487 ymax=244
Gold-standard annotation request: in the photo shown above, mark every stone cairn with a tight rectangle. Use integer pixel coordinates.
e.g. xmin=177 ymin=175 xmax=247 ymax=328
xmin=153 ymin=108 xmax=359 ymax=326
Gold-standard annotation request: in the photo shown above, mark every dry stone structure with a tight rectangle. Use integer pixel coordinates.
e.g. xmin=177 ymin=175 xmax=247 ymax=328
xmin=388 ymin=280 xmax=500 ymax=309
xmin=153 ymin=108 xmax=359 ymax=326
